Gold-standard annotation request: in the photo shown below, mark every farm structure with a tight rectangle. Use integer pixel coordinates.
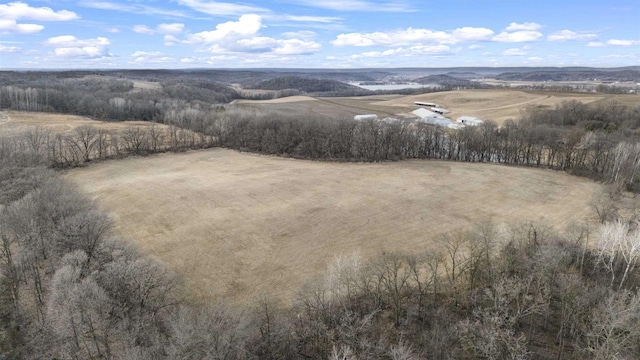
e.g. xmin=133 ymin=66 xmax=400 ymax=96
xmin=414 ymin=101 xmax=438 ymax=107
xmin=457 ymin=116 xmax=485 ymax=126
xmin=412 ymin=108 xmax=459 ymax=129
xmin=354 ymin=114 xmax=378 ymax=121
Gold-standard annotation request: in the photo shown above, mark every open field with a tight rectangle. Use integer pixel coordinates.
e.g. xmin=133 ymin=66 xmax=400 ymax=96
xmin=67 ymin=148 xmax=602 ymax=305
xmin=235 ymin=89 xmax=634 ymax=124
xmin=0 ymin=111 xmax=169 ymax=137
xmin=371 ymin=89 xmax=624 ymax=124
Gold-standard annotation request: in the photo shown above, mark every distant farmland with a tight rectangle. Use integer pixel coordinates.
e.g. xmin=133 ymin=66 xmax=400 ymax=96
xmin=236 ymin=89 xmax=633 ymax=125
xmin=67 ymin=149 xmax=602 ymax=305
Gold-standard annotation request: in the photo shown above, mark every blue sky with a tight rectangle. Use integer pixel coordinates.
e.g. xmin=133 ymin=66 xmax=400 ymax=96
xmin=0 ymin=0 xmax=639 ymax=69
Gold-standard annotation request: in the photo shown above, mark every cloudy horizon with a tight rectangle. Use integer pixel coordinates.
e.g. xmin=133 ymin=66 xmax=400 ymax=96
xmin=0 ymin=0 xmax=638 ymax=69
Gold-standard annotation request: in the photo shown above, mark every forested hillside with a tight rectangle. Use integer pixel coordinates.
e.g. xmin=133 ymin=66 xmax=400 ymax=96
xmin=247 ymin=76 xmax=366 ymax=94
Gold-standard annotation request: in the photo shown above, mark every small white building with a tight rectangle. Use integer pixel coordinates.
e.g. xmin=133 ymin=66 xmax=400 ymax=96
xmin=354 ymin=114 xmax=378 ymax=121
xmin=431 ymin=107 xmax=450 ymax=115
xmin=412 ymin=108 xmax=455 ymax=128
xmin=414 ymin=101 xmax=438 ymax=107
xmin=457 ymin=116 xmax=484 ymax=126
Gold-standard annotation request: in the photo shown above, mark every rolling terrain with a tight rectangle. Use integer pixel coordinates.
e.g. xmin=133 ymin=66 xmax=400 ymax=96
xmin=67 ymin=148 xmax=602 ymax=304
xmin=236 ymin=89 xmax=632 ymax=124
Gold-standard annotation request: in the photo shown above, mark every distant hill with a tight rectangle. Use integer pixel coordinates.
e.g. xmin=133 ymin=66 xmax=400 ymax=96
xmin=414 ymin=74 xmax=475 ymax=87
xmin=495 ymin=70 xmax=640 ymax=82
xmin=247 ymin=76 xmax=364 ymax=93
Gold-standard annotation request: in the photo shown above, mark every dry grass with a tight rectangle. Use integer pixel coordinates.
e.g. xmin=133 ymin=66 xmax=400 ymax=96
xmin=235 ymin=90 xmax=631 ymax=124
xmin=0 ymin=111 xmax=168 ymax=137
xmin=371 ymin=89 xmax=613 ymax=124
xmin=67 ymin=149 xmax=602 ymax=305
xmin=234 ymin=95 xmax=318 ymax=104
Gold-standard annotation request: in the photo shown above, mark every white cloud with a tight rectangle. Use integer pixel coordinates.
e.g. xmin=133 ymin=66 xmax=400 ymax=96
xmin=45 ymin=35 xmax=111 ymax=58
xmin=502 ymin=48 xmax=526 ymax=56
xmin=505 ymin=22 xmax=542 ymax=31
xmin=180 ymin=57 xmax=196 ymax=63
xmin=493 ymin=30 xmax=542 ymax=42
xmin=588 ymin=41 xmax=605 ymax=47
xmin=0 ymin=19 xmax=43 ymax=34
xmin=281 ymin=30 xmax=316 ymax=40
xmin=607 ymin=39 xmax=640 ymax=46
xmin=468 ymin=44 xmax=483 ymax=49
xmin=134 ymin=23 xmax=185 ymax=35
xmin=451 ymin=27 xmax=494 ymax=41
xmin=187 ymin=14 xmax=262 ymax=43
xmin=0 ymin=2 xmax=77 ymax=34
xmin=332 ymin=26 xmax=492 ymax=47
xmin=272 ymin=39 xmax=321 ymax=55
xmin=349 ymin=44 xmax=452 ymax=60
xmin=81 ymin=1 xmax=189 ymax=18
xmin=0 ymin=2 xmax=78 ymax=21
xmin=173 ymin=15 xmax=321 ymax=56
xmin=178 ymin=0 xmax=267 ymax=16
xmin=284 ymin=15 xmax=341 ymax=23
xmin=157 ymin=23 xmax=184 ymax=34
xmin=133 ymin=25 xmax=155 ymax=34
xmin=130 ymin=51 xmax=173 ymax=63
xmin=290 ymin=0 xmax=413 ymax=12
xmin=547 ymin=30 xmax=597 ymax=41
xmin=0 ymin=44 xmax=20 ymax=52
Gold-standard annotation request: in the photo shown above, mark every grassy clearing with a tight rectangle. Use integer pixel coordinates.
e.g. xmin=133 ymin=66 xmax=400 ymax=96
xmin=67 ymin=148 xmax=602 ymax=305
xmin=0 ymin=111 xmax=169 ymax=137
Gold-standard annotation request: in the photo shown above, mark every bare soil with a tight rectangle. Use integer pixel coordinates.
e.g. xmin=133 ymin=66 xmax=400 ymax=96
xmin=67 ymin=149 xmax=602 ymax=305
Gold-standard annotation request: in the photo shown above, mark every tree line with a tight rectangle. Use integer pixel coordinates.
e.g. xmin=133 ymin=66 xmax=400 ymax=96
xmin=1 ymin=144 xmax=639 ymax=359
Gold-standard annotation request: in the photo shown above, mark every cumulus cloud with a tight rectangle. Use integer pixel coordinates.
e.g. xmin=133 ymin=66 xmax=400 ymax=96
xmin=607 ymin=39 xmax=640 ymax=46
xmin=157 ymin=23 xmax=185 ymax=34
xmin=45 ymin=35 xmax=111 ymax=58
xmin=588 ymin=39 xmax=640 ymax=47
xmin=493 ymin=30 xmax=542 ymax=42
xmin=0 ymin=2 xmax=78 ymax=21
xmin=547 ymin=30 xmax=597 ymax=41
xmin=187 ymin=14 xmax=262 ymax=43
xmin=172 ymin=14 xmax=321 ymax=56
xmin=0 ymin=2 xmax=77 ymax=34
xmin=505 ymin=22 xmax=542 ymax=31
xmin=133 ymin=25 xmax=155 ymax=34
xmin=332 ymin=26 xmax=493 ymax=47
xmin=0 ymin=19 xmax=43 ymax=34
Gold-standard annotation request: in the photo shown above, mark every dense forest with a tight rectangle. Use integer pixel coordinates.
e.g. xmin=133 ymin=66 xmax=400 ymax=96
xmin=1 ymin=71 xmax=640 ymax=359
xmin=246 ymin=76 xmax=366 ymax=93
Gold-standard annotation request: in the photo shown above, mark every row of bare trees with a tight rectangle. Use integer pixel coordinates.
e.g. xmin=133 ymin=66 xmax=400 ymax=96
xmin=1 ymin=157 xmax=639 ymax=359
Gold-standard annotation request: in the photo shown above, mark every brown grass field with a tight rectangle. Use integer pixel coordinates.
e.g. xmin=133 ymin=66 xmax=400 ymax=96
xmin=236 ymin=90 xmax=635 ymax=125
xmin=67 ymin=149 xmax=602 ymax=305
xmin=0 ymin=111 xmax=169 ymax=137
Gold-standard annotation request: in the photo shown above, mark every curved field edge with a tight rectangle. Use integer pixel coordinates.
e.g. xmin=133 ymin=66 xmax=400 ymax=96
xmin=66 ymin=148 xmax=602 ymax=304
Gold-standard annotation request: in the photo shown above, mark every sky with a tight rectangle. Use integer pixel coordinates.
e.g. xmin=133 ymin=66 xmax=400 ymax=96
xmin=0 ymin=0 xmax=639 ymax=69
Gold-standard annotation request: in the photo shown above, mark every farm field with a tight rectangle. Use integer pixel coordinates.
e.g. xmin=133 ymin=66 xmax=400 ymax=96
xmin=0 ymin=111 xmax=169 ymax=137
xmin=67 ymin=148 xmax=602 ymax=305
xmin=235 ymin=89 xmax=632 ymax=124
